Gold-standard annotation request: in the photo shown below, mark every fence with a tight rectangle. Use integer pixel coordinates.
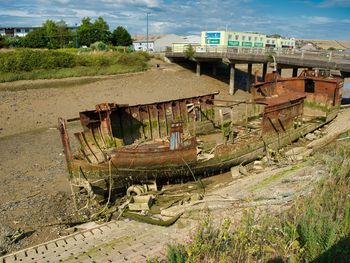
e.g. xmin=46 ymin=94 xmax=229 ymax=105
xmin=168 ymin=45 xmax=350 ymax=63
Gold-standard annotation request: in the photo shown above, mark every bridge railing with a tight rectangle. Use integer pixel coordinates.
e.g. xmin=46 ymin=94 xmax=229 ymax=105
xmin=168 ymin=46 xmax=350 ymax=63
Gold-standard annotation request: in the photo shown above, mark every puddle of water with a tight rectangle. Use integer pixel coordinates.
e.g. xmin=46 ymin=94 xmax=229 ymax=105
xmin=343 ymin=79 xmax=350 ymax=104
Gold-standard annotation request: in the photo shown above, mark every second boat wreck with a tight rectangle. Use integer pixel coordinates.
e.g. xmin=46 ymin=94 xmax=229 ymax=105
xmin=59 ymin=69 xmax=343 ymax=200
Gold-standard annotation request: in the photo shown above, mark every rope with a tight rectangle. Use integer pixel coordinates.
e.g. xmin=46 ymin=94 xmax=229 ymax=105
xmin=180 ymin=155 xmax=205 ymax=193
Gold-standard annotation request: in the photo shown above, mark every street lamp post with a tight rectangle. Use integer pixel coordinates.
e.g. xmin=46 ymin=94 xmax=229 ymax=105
xmin=146 ymin=12 xmax=150 ymax=52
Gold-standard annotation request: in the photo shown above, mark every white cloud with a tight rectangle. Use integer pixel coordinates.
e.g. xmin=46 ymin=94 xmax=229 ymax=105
xmin=302 ymin=16 xmax=334 ymax=24
xmin=317 ymin=0 xmax=350 ymax=7
xmin=0 ymin=0 xmax=349 ymax=39
xmin=114 ymin=0 xmax=161 ymax=8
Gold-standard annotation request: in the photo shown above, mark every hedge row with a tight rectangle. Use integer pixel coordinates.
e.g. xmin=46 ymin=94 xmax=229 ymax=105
xmin=0 ymin=49 xmax=149 ymax=73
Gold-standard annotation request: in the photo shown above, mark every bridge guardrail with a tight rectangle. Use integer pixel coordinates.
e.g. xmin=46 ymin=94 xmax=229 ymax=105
xmin=168 ymin=46 xmax=350 ymax=63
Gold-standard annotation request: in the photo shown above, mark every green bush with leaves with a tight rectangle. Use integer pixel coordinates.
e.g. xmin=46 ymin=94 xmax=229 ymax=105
xmin=185 ymin=45 xmax=195 ymax=59
xmin=0 ymin=49 xmax=149 ymax=82
xmin=90 ymin=41 xmax=108 ymax=51
xmin=0 ymin=49 xmax=75 ymax=72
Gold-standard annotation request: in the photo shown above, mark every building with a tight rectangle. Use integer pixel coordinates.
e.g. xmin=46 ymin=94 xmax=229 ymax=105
xmin=133 ymin=34 xmax=197 ymax=52
xmin=0 ymin=26 xmax=78 ymax=38
xmin=153 ymin=34 xmax=190 ymax=52
xmin=0 ymin=27 xmax=37 ymax=37
xmin=133 ymin=40 xmax=155 ymax=52
xmin=172 ymin=35 xmax=201 ymax=52
xmin=200 ymin=31 xmax=295 ymax=49
xmin=132 ymin=35 xmax=162 ymax=51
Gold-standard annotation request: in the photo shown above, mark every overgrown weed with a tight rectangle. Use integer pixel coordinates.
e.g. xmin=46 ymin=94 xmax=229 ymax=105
xmin=165 ymin=141 xmax=350 ymax=262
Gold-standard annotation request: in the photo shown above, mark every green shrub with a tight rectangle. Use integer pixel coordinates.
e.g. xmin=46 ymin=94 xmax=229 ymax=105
xmin=167 ymin=244 xmax=186 ymax=263
xmin=0 ymin=49 xmax=75 ymax=72
xmin=0 ymin=48 xmax=149 ymax=82
xmin=90 ymin=41 xmax=108 ymax=51
xmin=185 ymin=45 xmax=195 ymax=59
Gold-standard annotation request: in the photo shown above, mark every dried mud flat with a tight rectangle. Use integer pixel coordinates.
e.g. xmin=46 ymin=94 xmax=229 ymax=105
xmin=0 ymin=61 xmax=250 ymax=255
xmin=0 ymin=60 xmax=349 ymax=257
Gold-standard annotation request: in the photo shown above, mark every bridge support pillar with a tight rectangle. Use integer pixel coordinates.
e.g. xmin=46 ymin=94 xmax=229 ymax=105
xmin=212 ymin=63 xmax=217 ymax=76
xmin=247 ymin=63 xmax=252 ymax=92
xmin=262 ymin=63 xmax=268 ymax=81
xmin=196 ymin=62 xmax=201 ymax=76
xmin=292 ymin=67 xmax=298 ymax=77
xmin=229 ymin=63 xmax=236 ymax=95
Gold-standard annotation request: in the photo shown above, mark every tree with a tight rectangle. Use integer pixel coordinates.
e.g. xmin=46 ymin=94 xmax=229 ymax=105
xmin=43 ymin=20 xmax=60 ymax=48
xmin=55 ymin=20 xmax=71 ymax=48
xmin=94 ymin=17 xmax=110 ymax=43
xmin=77 ymin=17 xmax=94 ymax=46
xmin=22 ymin=19 xmax=71 ymax=49
xmin=22 ymin=27 xmax=48 ymax=48
xmin=77 ymin=17 xmax=110 ymax=47
xmin=111 ymin=26 xmax=132 ymax=46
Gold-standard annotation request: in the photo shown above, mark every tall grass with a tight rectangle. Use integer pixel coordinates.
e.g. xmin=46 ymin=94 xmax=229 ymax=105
xmin=0 ymin=49 xmax=150 ymax=82
xmin=164 ymin=141 xmax=350 ymax=262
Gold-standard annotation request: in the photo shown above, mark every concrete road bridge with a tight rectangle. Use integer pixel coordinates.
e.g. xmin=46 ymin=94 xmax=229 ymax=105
xmin=165 ymin=46 xmax=350 ymax=94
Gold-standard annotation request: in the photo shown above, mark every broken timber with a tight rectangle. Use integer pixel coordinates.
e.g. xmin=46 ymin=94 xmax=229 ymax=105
xmin=58 ymin=69 xmax=343 ymax=201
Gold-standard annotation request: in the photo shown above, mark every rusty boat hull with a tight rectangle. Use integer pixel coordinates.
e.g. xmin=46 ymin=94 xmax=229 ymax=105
xmin=59 ymin=70 xmax=343 ymax=198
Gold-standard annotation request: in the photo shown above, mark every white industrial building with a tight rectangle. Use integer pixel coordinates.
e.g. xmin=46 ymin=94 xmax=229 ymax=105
xmin=133 ymin=34 xmax=200 ymax=52
xmin=0 ymin=27 xmax=36 ymax=37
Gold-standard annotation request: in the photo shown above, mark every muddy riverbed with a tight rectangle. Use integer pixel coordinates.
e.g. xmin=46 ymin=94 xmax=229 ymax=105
xmin=0 ymin=60 xmax=348 ymax=255
xmin=0 ymin=61 xmax=252 ymax=254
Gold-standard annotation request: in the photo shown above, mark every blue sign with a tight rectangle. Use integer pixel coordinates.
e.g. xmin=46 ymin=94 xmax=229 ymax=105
xmin=206 ymin=32 xmax=221 ymax=39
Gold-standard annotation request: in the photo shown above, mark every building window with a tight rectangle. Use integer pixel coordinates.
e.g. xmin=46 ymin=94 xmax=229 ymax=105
xmin=228 ymin=34 xmax=232 ymax=40
xmin=254 ymin=37 xmax=257 ymax=41
xmin=25 ymin=29 xmax=30 ymax=33
xmin=16 ymin=29 xmax=21 ymax=33
xmin=248 ymin=36 xmax=251 ymax=41
xmin=267 ymin=40 xmax=270 ymax=44
xmin=242 ymin=36 xmax=245 ymax=41
xmin=272 ymin=40 xmax=275 ymax=44
xmin=235 ymin=35 xmax=239 ymax=40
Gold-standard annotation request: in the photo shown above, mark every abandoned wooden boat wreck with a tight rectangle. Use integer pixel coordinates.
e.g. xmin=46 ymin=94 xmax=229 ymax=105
xmin=59 ymin=69 xmax=343 ymax=199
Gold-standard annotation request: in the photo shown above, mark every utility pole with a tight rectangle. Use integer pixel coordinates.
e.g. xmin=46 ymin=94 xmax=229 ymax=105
xmin=75 ymin=31 xmax=78 ymax=48
xmin=146 ymin=12 xmax=150 ymax=52
xmin=75 ymin=23 xmax=78 ymax=48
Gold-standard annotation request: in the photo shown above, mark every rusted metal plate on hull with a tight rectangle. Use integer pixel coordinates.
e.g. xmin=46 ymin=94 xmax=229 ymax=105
xmin=256 ymin=95 xmax=305 ymax=134
xmin=110 ymin=138 xmax=197 ymax=168
xmin=252 ymin=69 xmax=343 ymax=108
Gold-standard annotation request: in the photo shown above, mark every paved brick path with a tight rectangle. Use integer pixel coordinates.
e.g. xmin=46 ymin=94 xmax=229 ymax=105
xmin=0 ymin=219 xmax=194 ymax=263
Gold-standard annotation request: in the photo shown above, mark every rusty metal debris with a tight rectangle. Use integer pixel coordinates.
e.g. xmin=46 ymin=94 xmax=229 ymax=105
xmin=58 ymin=69 xmax=343 ymax=205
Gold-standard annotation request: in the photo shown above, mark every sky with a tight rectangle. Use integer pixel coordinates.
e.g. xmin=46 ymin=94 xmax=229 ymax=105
xmin=0 ymin=0 xmax=349 ymax=40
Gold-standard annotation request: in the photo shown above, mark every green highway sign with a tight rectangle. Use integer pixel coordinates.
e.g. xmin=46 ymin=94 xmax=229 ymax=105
xmin=228 ymin=40 xmax=239 ymax=46
xmin=242 ymin=42 xmax=252 ymax=47
xmin=206 ymin=39 xmax=220 ymax=44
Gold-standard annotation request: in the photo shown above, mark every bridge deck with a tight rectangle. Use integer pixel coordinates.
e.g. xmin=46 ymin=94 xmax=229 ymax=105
xmin=165 ymin=47 xmax=350 ymax=73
